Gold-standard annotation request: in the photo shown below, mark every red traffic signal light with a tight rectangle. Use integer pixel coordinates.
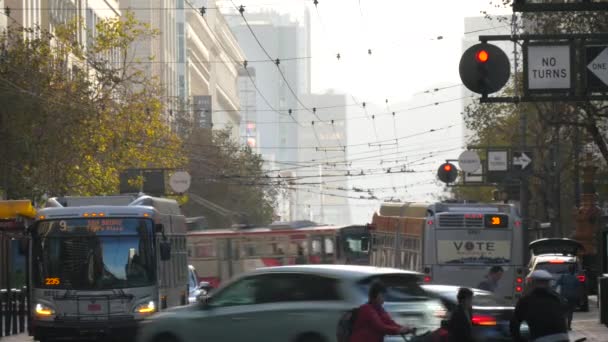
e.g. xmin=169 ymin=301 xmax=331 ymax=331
xmin=475 ymin=49 xmax=489 ymax=63
xmin=437 ymin=163 xmax=458 ymax=184
xmin=459 ymin=43 xmax=510 ymax=95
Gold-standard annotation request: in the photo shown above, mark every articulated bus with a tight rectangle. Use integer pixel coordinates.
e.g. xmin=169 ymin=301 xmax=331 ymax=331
xmin=25 ymin=195 xmax=188 ymax=341
xmin=187 ymin=223 xmax=370 ymax=287
xmin=370 ymin=202 xmax=525 ymax=303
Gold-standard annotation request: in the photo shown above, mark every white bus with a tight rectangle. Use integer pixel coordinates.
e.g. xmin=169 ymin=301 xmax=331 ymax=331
xmin=25 ymin=195 xmax=188 ymax=342
xmin=370 ymin=202 xmax=526 ymax=303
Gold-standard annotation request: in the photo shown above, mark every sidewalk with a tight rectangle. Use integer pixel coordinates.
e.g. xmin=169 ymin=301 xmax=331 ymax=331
xmin=570 ymin=295 xmax=608 ymax=342
xmin=0 ymin=333 xmax=30 ymax=342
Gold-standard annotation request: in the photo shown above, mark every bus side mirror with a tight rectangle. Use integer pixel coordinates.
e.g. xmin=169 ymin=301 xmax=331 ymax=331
xmin=155 ymin=223 xmax=164 ymax=233
xmin=160 ymin=241 xmax=171 ymax=261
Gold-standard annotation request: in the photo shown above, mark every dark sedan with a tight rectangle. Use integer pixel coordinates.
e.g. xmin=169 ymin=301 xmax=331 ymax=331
xmin=422 ymin=285 xmax=530 ymax=342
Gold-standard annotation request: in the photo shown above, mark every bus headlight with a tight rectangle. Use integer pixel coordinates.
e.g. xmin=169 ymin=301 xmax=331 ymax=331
xmin=35 ymin=303 xmax=55 ymax=317
xmin=134 ymin=301 xmax=156 ymax=314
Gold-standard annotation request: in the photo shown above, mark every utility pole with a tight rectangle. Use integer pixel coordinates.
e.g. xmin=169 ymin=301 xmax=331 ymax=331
xmin=554 ymin=114 xmax=562 ymax=237
xmin=574 ymin=125 xmax=581 ymax=207
xmin=520 ymin=108 xmax=530 ymax=261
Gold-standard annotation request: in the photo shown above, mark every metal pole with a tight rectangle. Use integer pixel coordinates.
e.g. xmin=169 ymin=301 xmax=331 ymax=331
xmin=555 ymin=117 xmax=562 ymax=237
xmin=574 ymin=125 xmax=581 ymax=207
xmin=521 ymin=109 xmax=530 ymax=261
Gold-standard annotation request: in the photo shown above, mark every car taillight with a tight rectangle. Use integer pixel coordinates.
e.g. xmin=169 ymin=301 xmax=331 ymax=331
xmin=515 ymin=286 xmax=523 ymax=293
xmin=423 ymin=276 xmax=432 ymax=283
xmin=516 ymin=277 xmax=523 ymax=284
xmin=471 ymin=314 xmax=497 ymax=326
xmin=578 ymin=275 xmax=586 ymax=282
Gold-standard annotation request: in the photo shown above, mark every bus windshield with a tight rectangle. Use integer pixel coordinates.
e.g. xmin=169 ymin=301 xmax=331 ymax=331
xmin=32 ymin=218 xmax=156 ymax=290
xmin=340 ymin=228 xmax=370 ymax=254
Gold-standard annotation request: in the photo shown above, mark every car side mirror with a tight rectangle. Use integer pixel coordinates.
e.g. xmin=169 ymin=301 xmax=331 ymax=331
xmin=160 ymin=241 xmax=171 ymax=261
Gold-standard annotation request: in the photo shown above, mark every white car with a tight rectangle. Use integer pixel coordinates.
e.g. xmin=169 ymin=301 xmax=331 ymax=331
xmin=138 ymin=265 xmax=444 ymax=342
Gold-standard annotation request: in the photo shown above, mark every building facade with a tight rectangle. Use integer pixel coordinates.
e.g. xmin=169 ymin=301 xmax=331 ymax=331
xmin=186 ymin=4 xmax=244 ymax=136
xmin=296 ymin=92 xmax=350 ymax=225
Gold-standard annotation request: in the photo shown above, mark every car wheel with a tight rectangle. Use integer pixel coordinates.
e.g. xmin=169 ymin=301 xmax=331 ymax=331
xmin=296 ymin=332 xmax=326 ymax=342
xmin=153 ymin=333 xmax=180 ymax=342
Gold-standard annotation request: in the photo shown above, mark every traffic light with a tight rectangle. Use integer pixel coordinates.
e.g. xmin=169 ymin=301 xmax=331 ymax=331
xmin=437 ymin=163 xmax=458 ymax=184
xmin=459 ymin=43 xmax=510 ymax=95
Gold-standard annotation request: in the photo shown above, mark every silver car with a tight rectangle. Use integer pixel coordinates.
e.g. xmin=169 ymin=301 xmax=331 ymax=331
xmin=137 ymin=265 xmax=443 ymax=342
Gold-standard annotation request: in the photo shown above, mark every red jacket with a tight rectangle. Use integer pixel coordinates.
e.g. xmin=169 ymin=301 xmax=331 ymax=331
xmin=350 ymin=303 xmax=402 ymax=342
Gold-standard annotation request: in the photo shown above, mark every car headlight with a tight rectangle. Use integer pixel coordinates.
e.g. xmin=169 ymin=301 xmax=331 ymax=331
xmin=35 ymin=303 xmax=55 ymax=317
xmin=134 ymin=301 xmax=156 ymax=314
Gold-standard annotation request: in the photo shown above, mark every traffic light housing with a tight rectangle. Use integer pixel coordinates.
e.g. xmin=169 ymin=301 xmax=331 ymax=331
xmin=437 ymin=163 xmax=458 ymax=184
xmin=459 ymin=43 xmax=510 ymax=95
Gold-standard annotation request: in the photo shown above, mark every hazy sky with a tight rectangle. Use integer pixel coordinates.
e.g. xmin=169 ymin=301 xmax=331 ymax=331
xmin=218 ymin=0 xmax=511 ymax=223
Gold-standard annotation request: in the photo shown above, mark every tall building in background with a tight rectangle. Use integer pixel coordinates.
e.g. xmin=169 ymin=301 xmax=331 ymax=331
xmin=239 ymin=68 xmax=259 ymax=150
xmin=121 ymin=0 xmax=180 ymax=118
xmin=297 ymin=91 xmax=350 ymax=225
xmin=0 ymin=0 xmax=7 ymax=31
xmin=227 ymin=10 xmax=312 ymax=164
xmin=227 ymin=9 xmax=312 ymax=221
xmin=186 ymin=4 xmax=245 ymax=136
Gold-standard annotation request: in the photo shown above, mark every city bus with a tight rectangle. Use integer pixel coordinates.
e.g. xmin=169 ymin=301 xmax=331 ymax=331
xmin=1 ymin=200 xmax=36 ymax=302
xmin=369 ymin=202 xmax=525 ymax=303
xmin=187 ymin=222 xmax=370 ymax=287
xmin=25 ymin=195 xmax=188 ymax=341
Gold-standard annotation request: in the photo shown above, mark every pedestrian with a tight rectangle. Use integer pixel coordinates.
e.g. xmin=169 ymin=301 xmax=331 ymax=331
xmin=477 ymin=266 xmax=504 ymax=292
xmin=446 ymin=287 xmax=476 ymax=342
xmin=349 ymin=281 xmax=414 ymax=342
xmin=555 ymin=264 xmax=582 ymax=330
xmin=510 ymin=270 xmax=569 ymax=342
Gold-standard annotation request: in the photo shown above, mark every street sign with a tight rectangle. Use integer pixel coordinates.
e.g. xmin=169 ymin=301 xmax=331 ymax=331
xmin=513 ymin=152 xmax=533 ymax=171
xmin=464 ymin=165 xmax=483 ymax=183
xmin=525 ymin=44 xmax=573 ymax=91
xmin=458 ymin=151 xmax=481 ymax=173
xmin=586 ymin=46 xmax=608 ymax=92
xmin=169 ymin=171 xmax=191 ymax=193
xmin=487 ymin=150 xmax=508 ymax=183
xmin=487 ymin=151 xmax=508 ymax=171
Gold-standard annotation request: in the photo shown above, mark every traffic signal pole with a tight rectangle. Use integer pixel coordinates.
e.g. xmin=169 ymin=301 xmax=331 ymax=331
xmin=520 ymin=108 xmax=530 ymax=261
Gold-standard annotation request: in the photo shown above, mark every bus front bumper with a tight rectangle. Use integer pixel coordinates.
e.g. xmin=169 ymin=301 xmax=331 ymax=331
xmin=32 ymin=317 xmax=139 ymax=340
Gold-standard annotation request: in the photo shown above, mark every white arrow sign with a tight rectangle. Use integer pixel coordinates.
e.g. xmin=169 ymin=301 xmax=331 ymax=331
xmin=513 ymin=153 xmax=532 ymax=170
xmin=588 ymin=48 xmax=608 ymax=86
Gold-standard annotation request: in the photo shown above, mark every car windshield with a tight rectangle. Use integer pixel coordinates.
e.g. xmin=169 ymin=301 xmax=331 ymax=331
xmin=536 ymin=262 xmax=574 ymax=275
xmin=32 ymin=218 xmax=156 ymax=289
xmin=358 ymin=274 xmax=428 ymax=302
